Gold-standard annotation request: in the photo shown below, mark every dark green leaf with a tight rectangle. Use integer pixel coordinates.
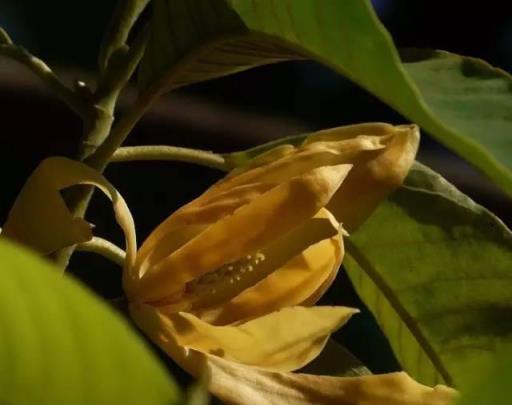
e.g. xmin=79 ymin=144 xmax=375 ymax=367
xmin=0 ymin=238 xmax=180 ymax=405
xmin=139 ymin=0 xmax=512 ymax=196
xmin=343 ymin=162 xmax=512 ymax=388
xmin=299 ymin=339 xmax=371 ymax=378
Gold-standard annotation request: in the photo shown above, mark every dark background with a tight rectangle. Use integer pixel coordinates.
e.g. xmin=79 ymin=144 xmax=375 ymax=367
xmin=1 ymin=0 xmax=511 ymax=378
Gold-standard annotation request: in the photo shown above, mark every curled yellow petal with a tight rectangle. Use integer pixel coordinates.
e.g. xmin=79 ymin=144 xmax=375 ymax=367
xmin=132 ymin=164 xmax=352 ymax=302
xmin=303 ymin=122 xmax=398 ymax=144
xmin=197 ymin=209 xmax=343 ymax=325
xmin=184 ymin=214 xmax=339 ymax=313
xmin=1 ymin=157 xmax=137 ymax=270
xmin=135 ymin=183 xmax=275 ymax=270
xmin=325 ymin=124 xmax=420 ymax=231
xmin=130 ymin=304 xmax=456 ymax=405
xmin=213 ymin=133 xmax=386 ymax=194
xmin=133 ymin=304 xmax=356 ymax=372
xmin=206 ymin=355 xmax=458 ymax=405
xmin=213 ymin=123 xmax=419 ymax=233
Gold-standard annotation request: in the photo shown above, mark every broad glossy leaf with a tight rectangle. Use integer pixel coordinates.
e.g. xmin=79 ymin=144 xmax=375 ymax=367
xmin=401 ymin=49 xmax=512 ymax=194
xmin=0 ymin=238 xmax=179 ymax=405
xmin=343 ymin=162 xmax=512 ymax=388
xmin=138 ymin=0 xmax=512 ymax=196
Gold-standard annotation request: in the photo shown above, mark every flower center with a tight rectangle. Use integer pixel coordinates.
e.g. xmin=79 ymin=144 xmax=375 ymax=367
xmin=186 ymin=252 xmax=266 ymax=296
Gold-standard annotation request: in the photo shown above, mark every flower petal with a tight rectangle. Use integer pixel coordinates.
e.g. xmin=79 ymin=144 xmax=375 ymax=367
xmin=184 ymin=213 xmax=339 ymax=313
xmin=130 ymin=304 xmax=457 ymax=405
xmin=172 ymin=182 xmax=275 ymax=224
xmin=135 ymin=182 xmax=275 ymax=273
xmin=303 ymin=122 xmax=397 ymax=144
xmin=132 ymin=303 xmax=357 ymax=372
xmin=1 ymin=157 xmax=137 ymax=270
xmin=136 ymin=223 xmax=207 ymax=280
xmin=133 ymin=164 xmax=352 ymax=302
xmin=209 ymin=133 xmax=386 ymax=195
xmin=174 ymin=124 xmax=407 ymax=231
xmin=206 ymin=355 xmax=458 ymax=405
xmin=326 ymin=124 xmax=420 ymax=232
xmin=196 ymin=209 xmax=343 ymax=325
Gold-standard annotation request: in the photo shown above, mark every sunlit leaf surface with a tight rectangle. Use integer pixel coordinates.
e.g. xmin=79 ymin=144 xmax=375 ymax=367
xmin=0 ymin=238 xmax=179 ymax=405
xmin=343 ymin=163 xmax=512 ymax=388
xmin=458 ymin=348 xmax=512 ymax=405
xmin=139 ymin=0 xmax=512 ymax=195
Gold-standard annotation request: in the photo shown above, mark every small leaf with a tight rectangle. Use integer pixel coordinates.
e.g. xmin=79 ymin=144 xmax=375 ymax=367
xmin=343 ymin=162 xmax=512 ymax=388
xmin=0 ymin=238 xmax=180 ymax=405
xmin=298 ymin=339 xmax=371 ymax=378
xmin=139 ymin=0 xmax=512 ymax=196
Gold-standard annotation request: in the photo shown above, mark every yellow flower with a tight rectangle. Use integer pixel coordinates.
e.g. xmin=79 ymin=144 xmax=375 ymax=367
xmin=1 ymin=123 xmax=457 ymax=404
xmin=123 ymin=123 xmax=418 ymax=370
xmin=127 ymin=162 xmax=354 ymax=372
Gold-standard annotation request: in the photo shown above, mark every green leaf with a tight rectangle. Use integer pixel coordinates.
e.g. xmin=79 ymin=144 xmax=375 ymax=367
xmin=138 ymin=0 xmax=512 ymax=196
xmin=401 ymin=49 xmax=512 ymax=194
xmin=0 ymin=238 xmax=180 ymax=405
xmin=458 ymin=348 xmax=512 ymax=404
xmin=299 ymin=339 xmax=371 ymax=378
xmin=342 ymin=162 xmax=512 ymax=389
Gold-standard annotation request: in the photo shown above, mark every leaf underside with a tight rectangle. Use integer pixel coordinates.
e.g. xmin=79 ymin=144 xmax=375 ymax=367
xmin=139 ymin=0 xmax=512 ymax=196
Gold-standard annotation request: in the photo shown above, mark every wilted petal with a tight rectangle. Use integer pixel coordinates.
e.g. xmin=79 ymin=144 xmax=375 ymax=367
xmin=133 ymin=164 xmax=352 ymax=302
xmin=215 ymin=123 xmax=418 ymax=234
xmin=206 ymin=355 xmax=458 ymax=405
xmin=1 ymin=157 xmax=137 ymax=271
xmin=303 ymin=122 xmax=398 ymax=144
xmin=325 ymin=124 xmax=420 ymax=232
xmin=132 ymin=303 xmax=357 ymax=372
xmin=130 ymin=304 xmax=456 ymax=405
xmin=197 ymin=209 xmax=343 ymax=325
xmin=210 ymin=133 xmax=386 ymax=195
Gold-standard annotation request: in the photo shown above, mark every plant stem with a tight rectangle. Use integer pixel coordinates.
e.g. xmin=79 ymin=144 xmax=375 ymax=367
xmin=79 ymin=26 xmax=149 ymax=160
xmin=112 ymin=145 xmax=228 ymax=170
xmin=0 ymin=27 xmax=13 ymax=44
xmin=56 ymin=96 xmax=153 ymax=269
xmin=86 ymin=96 xmax=155 ymax=171
xmin=0 ymin=44 xmax=91 ymax=118
xmin=76 ymin=236 xmax=126 ymax=267
xmin=98 ymin=0 xmax=151 ymax=74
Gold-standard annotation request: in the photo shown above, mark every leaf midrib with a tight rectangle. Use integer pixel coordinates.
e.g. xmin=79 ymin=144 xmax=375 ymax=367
xmin=344 ymin=238 xmax=453 ymax=385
